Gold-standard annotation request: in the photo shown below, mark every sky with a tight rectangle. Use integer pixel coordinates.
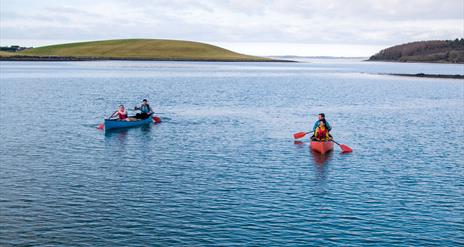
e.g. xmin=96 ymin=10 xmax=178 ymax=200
xmin=0 ymin=0 xmax=462 ymax=56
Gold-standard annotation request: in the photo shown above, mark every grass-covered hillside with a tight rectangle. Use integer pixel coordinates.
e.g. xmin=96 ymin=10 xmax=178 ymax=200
xmin=0 ymin=51 xmax=16 ymax=57
xmin=368 ymin=39 xmax=464 ymax=63
xmin=6 ymin=39 xmax=272 ymax=61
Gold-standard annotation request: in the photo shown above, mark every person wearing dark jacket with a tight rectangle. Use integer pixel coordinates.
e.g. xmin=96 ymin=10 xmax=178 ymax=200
xmin=134 ymin=99 xmax=153 ymax=119
xmin=312 ymin=113 xmax=331 ymax=132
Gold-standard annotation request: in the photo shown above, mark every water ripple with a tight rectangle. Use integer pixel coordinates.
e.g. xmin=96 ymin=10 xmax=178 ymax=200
xmin=1 ymin=61 xmax=463 ymax=246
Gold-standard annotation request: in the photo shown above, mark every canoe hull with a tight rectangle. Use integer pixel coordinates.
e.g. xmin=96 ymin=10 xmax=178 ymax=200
xmin=310 ymin=141 xmax=334 ymax=154
xmin=104 ymin=115 xmax=153 ymax=130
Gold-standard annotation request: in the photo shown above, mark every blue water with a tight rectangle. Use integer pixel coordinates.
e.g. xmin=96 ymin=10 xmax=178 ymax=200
xmin=1 ymin=60 xmax=463 ymax=246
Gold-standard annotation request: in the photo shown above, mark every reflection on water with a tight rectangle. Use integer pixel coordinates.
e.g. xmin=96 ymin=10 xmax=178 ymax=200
xmin=139 ymin=124 xmax=154 ymax=133
xmin=293 ymin=141 xmax=332 ymax=182
xmin=103 ymin=124 xmax=157 ymax=148
xmin=311 ymin=150 xmax=333 ymax=184
xmin=293 ymin=140 xmax=333 ymax=165
xmin=310 ymin=149 xmax=333 ymax=165
xmin=104 ymin=128 xmax=129 ymax=144
xmin=293 ymin=140 xmax=305 ymax=146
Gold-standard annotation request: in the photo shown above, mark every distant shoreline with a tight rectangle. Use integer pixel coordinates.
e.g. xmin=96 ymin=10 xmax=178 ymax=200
xmin=0 ymin=55 xmax=295 ymax=63
xmin=367 ymin=39 xmax=464 ymax=63
xmin=382 ymin=73 xmax=464 ymax=79
xmin=271 ymin=56 xmax=367 ymax=59
xmin=366 ymin=59 xmax=464 ymax=64
xmin=0 ymin=39 xmax=297 ymax=63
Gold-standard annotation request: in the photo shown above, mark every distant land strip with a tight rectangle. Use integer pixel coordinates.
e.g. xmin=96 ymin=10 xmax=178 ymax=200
xmin=0 ymin=39 xmax=295 ymax=62
xmin=0 ymin=55 xmax=294 ymax=62
xmin=368 ymin=39 xmax=464 ymax=64
xmin=382 ymin=73 xmax=464 ymax=79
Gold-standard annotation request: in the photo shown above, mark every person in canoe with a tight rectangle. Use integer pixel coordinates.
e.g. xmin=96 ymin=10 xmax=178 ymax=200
xmin=134 ymin=99 xmax=153 ymax=119
xmin=110 ymin=105 xmax=137 ymax=121
xmin=312 ymin=119 xmax=332 ymax=141
xmin=313 ymin=113 xmax=331 ymax=132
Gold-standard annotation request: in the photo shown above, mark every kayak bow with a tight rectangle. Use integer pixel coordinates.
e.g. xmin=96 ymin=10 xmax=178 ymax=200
xmin=310 ymin=141 xmax=334 ymax=154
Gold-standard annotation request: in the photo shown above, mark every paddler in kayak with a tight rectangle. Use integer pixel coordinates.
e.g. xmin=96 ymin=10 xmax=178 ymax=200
xmin=313 ymin=113 xmax=331 ymax=132
xmin=110 ymin=105 xmax=137 ymax=121
xmin=134 ymin=99 xmax=153 ymax=119
xmin=311 ymin=120 xmax=332 ymax=141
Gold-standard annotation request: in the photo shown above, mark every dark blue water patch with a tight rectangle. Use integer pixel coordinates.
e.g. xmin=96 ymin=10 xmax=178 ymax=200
xmin=0 ymin=60 xmax=463 ymax=246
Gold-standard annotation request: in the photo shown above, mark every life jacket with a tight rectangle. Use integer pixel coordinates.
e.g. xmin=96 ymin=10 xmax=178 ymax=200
xmin=315 ymin=126 xmax=329 ymax=140
xmin=117 ymin=109 xmax=128 ymax=120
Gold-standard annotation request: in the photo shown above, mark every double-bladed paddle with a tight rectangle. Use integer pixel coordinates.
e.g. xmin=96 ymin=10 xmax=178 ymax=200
xmin=152 ymin=116 xmax=161 ymax=123
xmin=293 ymin=131 xmax=311 ymax=139
xmin=331 ymin=140 xmax=352 ymax=153
xmin=97 ymin=111 xmax=117 ymax=129
xmin=292 ymin=131 xmax=353 ymax=152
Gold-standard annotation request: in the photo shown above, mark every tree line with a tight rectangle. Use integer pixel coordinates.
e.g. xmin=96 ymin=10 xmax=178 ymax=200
xmin=369 ymin=39 xmax=464 ymax=63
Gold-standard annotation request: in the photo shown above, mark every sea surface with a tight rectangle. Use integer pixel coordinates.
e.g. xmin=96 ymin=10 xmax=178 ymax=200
xmin=1 ymin=59 xmax=463 ymax=246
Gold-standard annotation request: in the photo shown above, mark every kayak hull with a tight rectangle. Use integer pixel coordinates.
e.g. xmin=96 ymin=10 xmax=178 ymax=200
xmin=310 ymin=141 xmax=334 ymax=154
xmin=104 ymin=114 xmax=153 ymax=130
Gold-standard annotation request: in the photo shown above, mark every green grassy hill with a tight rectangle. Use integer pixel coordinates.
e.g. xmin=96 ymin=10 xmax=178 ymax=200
xmin=0 ymin=51 xmax=16 ymax=57
xmin=13 ymin=39 xmax=272 ymax=61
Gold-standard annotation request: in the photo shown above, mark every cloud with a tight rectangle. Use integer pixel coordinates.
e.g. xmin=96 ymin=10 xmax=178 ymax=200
xmin=0 ymin=0 xmax=462 ymax=55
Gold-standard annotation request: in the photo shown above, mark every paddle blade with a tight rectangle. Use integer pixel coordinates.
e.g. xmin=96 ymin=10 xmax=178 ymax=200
xmin=293 ymin=132 xmax=307 ymax=139
xmin=339 ymin=144 xmax=353 ymax=153
xmin=97 ymin=123 xmax=104 ymax=129
xmin=152 ymin=116 xmax=161 ymax=123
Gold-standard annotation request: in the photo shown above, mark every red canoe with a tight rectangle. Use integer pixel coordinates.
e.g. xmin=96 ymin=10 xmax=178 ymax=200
xmin=310 ymin=141 xmax=334 ymax=154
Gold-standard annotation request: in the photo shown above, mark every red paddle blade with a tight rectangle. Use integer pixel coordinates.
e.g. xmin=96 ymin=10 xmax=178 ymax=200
xmin=97 ymin=123 xmax=104 ymax=129
xmin=293 ymin=132 xmax=307 ymax=139
xmin=152 ymin=116 xmax=161 ymax=123
xmin=340 ymin=144 xmax=353 ymax=153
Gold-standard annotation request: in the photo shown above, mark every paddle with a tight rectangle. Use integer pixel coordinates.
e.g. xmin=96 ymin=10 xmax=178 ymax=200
xmin=293 ymin=131 xmax=311 ymax=139
xmin=152 ymin=116 xmax=161 ymax=123
xmin=293 ymin=131 xmax=352 ymax=152
xmin=97 ymin=111 xmax=119 ymax=129
xmin=331 ymin=140 xmax=353 ymax=153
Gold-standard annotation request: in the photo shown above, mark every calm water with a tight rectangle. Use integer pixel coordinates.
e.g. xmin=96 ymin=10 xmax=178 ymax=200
xmin=1 ymin=59 xmax=463 ymax=246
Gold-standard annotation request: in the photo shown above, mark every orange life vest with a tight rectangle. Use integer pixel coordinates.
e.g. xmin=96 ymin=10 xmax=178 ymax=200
xmin=314 ymin=126 xmax=329 ymax=140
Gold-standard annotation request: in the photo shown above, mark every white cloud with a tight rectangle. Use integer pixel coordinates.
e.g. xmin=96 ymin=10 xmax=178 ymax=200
xmin=0 ymin=0 xmax=462 ymax=56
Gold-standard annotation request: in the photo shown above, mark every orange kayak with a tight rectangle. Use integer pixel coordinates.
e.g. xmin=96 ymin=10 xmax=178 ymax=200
xmin=310 ymin=141 xmax=334 ymax=154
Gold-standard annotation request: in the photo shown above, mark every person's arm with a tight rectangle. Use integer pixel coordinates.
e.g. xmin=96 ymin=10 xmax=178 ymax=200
xmin=109 ymin=110 xmax=117 ymax=119
xmin=148 ymin=105 xmax=154 ymax=114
